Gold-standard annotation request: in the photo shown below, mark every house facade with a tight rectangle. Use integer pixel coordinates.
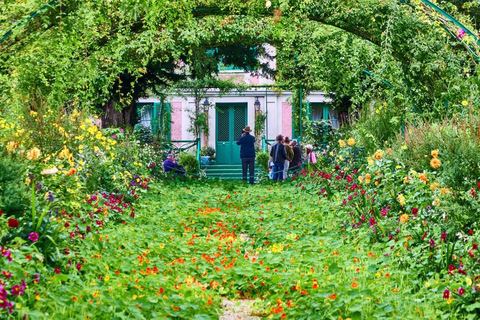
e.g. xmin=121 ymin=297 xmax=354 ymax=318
xmin=136 ymin=46 xmax=339 ymax=165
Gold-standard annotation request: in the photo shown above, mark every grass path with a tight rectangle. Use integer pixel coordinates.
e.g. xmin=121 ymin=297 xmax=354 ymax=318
xmin=38 ymin=180 xmax=444 ymax=319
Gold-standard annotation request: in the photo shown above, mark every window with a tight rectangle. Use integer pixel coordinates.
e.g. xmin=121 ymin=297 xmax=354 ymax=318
xmin=308 ymin=103 xmax=339 ymax=128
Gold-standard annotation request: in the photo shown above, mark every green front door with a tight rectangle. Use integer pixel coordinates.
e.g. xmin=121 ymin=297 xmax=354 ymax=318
xmin=216 ymin=103 xmax=247 ymax=165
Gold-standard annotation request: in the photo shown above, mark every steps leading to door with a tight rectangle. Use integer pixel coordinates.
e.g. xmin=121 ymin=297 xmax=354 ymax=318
xmin=202 ymin=164 xmax=262 ymax=179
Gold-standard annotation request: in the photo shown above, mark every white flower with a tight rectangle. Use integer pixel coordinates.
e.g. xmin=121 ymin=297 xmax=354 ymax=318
xmin=41 ymin=166 xmax=59 ymax=175
xmin=266 ymin=0 xmax=271 ymax=8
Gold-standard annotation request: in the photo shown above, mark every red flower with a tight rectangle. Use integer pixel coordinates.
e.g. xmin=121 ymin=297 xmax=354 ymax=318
xmin=443 ymin=289 xmax=450 ymax=299
xmin=7 ymin=218 xmax=19 ymax=228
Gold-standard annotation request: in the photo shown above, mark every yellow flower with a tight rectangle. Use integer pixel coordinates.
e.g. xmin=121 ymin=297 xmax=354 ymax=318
xmin=104 ymin=276 xmax=110 ymax=282
xmin=397 ymin=194 xmax=406 ymax=206
xmin=430 ymin=157 xmax=441 ymax=169
xmin=386 ymin=148 xmax=392 ymax=154
xmin=93 ymin=291 xmax=99 ymax=298
xmin=339 ymin=140 xmax=346 ymax=147
xmin=431 ymin=149 xmax=439 ymax=158
xmin=401 ymin=145 xmax=407 ymax=150
xmin=27 ymin=147 xmax=41 ymax=160
xmin=367 ymin=157 xmax=374 ymax=166
xmin=271 ymin=243 xmax=284 ymax=253
xmin=347 ymin=138 xmax=355 ymax=146
xmin=358 ymin=176 xmax=364 ymax=183
xmin=462 ymin=100 xmax=468 ymax=106
xmin=433 ymin=198 xmax=440 ymax=206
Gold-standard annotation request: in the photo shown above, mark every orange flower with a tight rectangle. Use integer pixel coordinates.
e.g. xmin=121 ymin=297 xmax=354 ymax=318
xmin=66 ymin=167 xmax=77 ymax=176
xmin=351 ymin=282 xmax=358 ymax=288
xmin=418 ymin=173 xmax=428 ymax=183
xmin=72 ymin=296 xmax=78 ymax=301
xmin=392 ymin=288 xmax=398 ymax=293
xmin=372 ymin=150 xmax=383 ymax=160
xmin=430 ymin=157 xmax=441 ymax=169
xmin=400 ymin=214 xmax=409 ymax=223
xmin=431 ymin=149 xmax=439 ymax=158
xmin=281 ymin=313 xmax=287 ymax=319
xmin=329 ymin=294 xmax=337 ymax=300
xmin=207 ymin=300 xmax=212 ymax=305
xmin=27 ymin=147 xmax=41 ymax=160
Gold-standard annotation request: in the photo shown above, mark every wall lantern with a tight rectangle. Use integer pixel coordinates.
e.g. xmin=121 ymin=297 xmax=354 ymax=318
xmin=254 ymin=97 xmax=261 ymax=112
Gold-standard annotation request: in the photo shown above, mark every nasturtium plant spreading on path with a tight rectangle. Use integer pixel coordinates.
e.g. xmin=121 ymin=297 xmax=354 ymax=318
xmin=0 ymin=173 xmax=477 ymax=319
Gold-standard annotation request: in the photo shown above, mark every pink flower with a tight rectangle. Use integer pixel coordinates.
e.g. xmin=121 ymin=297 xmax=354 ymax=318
xmin=28 ymin=232 xmax=39 ymax=242
xmin=457 ymin=28 xmax=466 ymax=39
xmin=458 ymin=287 xmax=465 ymax=296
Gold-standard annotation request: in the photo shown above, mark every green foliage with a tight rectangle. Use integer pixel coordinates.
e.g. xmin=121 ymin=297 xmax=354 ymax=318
xmin=395 ymin=117 xmax=480 ymax=191
xmin=352 ymin=101 xmax=404 ymax=154
xmin=0 ymin=155 xmax=28 ymax=217
xmin=256 ymin=152 xmax=270 ymax=172
xmin=200 ymin=146 xmax=215 ymax=158
xmin=178 ymin=152 xmax=199 ymax=174
xmin=302 ymin=119 xmax=339 ymax=149
xmin=134 ymin=124 xmax=154 ymax=145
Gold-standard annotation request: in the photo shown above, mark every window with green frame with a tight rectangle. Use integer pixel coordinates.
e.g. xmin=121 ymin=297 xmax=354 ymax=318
xmin=136 ymin=102 xmax=172 ymax=139
xmin=307 ymin=102 xmax=339 ymax=128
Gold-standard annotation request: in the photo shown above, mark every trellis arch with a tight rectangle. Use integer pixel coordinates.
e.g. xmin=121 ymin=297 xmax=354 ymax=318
xmin=0 ymin=0 xmax=478 ymax=116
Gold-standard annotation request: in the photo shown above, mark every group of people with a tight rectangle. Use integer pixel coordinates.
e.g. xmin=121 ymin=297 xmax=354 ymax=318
xmin=236 ymin=125 xmax=316 ymax=183
xmin=163 ymin=124 xmax=316 ymax=183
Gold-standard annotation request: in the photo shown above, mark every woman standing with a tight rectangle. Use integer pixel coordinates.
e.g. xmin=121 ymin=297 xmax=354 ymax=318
xmin=283 ymin=137 xmax=294 ymax=180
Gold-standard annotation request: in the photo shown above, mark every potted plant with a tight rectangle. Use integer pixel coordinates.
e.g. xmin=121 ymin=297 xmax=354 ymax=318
xmin=200 ymin=146 xmax=215 ymax=165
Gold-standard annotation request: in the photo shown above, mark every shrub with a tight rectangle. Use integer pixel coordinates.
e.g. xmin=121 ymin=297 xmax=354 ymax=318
xmin=134 ymin=124 xmax=154 ymax=144
xmin=303 ymin=119 xmax=339 ymax=149
xmin=178 ymin=152 xmax=199 ymax=175
xmin=256 ymin=152 xmax=270 ymax=172
xmin=0 ymin=155 xmax=28 ymax=218
xmin=395 ymin=117 xmax=480 ymax=190
xmin=351 ymin=102 xmax=404 ymax=154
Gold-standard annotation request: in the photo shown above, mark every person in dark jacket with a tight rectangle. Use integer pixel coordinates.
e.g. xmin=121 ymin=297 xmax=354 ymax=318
xmin=270 ymin=134 xmax=287 ymax=181
xmin=236 ymin=126 xmax=256 ymax=184
xmin=290 ymin=139 xmax=302 ymax=167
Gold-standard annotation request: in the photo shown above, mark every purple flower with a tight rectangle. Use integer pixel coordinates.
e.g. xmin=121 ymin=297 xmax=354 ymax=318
xmin=1 ymin=248 xmax=12 ymax=262
xmin=111 ymin=135 xmax=117 ymax=139
xmin=120 ymin=128 xmax=124 ymax=133
xmin=429 ymin=238 xmax=436 ymax=247
xmin=0 ymin=286 xmax=13 ymax=313
xmin=11 ymin=285 xmax=21 ymax=296
xmin=54 ymin=267 xmax=61 ymax=274
xmin=458 ymin=287 xmax=465 ymax=296
xmin=28 ymin=232 xmax=39 ymax=242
